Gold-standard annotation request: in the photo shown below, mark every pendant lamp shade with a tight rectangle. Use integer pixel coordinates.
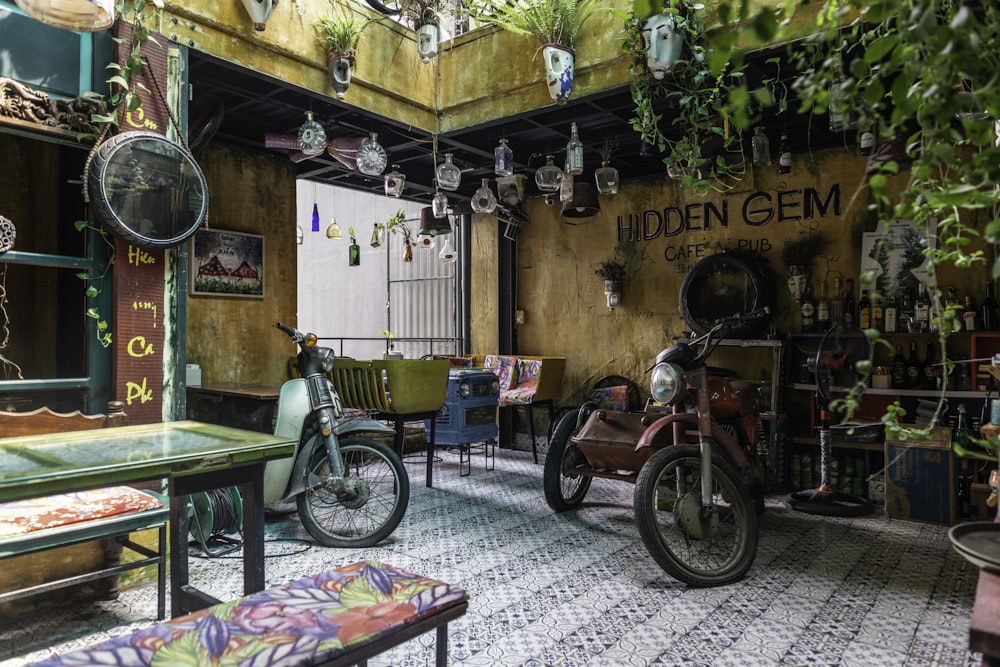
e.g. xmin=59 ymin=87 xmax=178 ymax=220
xmin=16 ymin=0 xmax=114 ymax=31
xmin=562 ymin=183 xmax=601 ymax=220
xmin=419 ymin=206 xmax=452 ymax=236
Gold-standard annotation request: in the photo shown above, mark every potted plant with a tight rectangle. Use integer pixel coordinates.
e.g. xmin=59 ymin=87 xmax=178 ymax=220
xmin=464 ymin=0 xmax=595 ymax=103
xmin=595 ymin=257 xmax=627 ymax=310
xmin=314 ymin=7 xmax=371 ymax=99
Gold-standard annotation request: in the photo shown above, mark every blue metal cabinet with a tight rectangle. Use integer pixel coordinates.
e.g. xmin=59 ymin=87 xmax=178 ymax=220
xmin=426 ymin=369 xmax=499 ymax=474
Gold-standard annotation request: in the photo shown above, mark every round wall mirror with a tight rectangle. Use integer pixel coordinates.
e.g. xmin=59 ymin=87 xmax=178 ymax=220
xmin=87 ymin=131 xmax=208 ymax=249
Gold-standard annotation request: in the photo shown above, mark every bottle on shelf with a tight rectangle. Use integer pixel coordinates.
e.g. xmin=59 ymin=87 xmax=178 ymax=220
xmin=871 ymin=290 xmax=884 ymax=332
xmin=817 ymin=281 xmax=831 ymax=331
xmin=982 ymin=281 xmax=999 ymax=331
xmin=921 ymin=340 xmax=940 ymax=389
xmin=844 ymin=279 xmax=856 ymax=328
xmin=964 ymin=295 xmax=978 ymax=332
xmin=900 ymin=288 xmax=914 ymax=331
xmin=905 ymin=341 xmax=922 ymax=388
xmin=800 ymin=283 xmax=817 ymax=333
xmin=914 ymin=282 xmax=930 ymax=332
xmin=884 ymin=294 xmax=898 ymax=333
xmin=831 ymin=276 xmax=844 ymax=326
xmin=891 ymin=345 xmax=907 ymax=389
xmin=859 ymin=289 xmax=872 ymax=329
xmin=957 ymin=455 xmax=973 ymax=521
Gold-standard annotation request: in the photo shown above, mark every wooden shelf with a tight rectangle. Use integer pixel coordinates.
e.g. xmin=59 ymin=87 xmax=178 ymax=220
xmin=790 ymin=435 xmax=884 ymax=452
xmin=790 ymin=383 xmax=985 ymax=399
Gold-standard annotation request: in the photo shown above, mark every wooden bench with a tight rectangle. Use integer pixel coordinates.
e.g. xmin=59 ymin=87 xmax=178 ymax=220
xmin=0 ymin=402 xmax=168 ymax=621
xmin=465 ymin=354 xmax=566 ymax=463
xmin=30 ymin=560 xmax=469 ymax=667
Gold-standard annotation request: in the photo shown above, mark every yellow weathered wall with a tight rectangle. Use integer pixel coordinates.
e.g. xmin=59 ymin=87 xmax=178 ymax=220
xmin=488 ymin=147 xmax=994 ymax=406
xmin=185 ymin=144 xmax=298 ymax=386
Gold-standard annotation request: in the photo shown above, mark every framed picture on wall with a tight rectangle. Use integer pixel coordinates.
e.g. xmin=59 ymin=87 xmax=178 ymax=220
xmin=859 ymin=218 xmax=937 ymax=303
xmin=189 ymin=229 xmax=264 ymax=298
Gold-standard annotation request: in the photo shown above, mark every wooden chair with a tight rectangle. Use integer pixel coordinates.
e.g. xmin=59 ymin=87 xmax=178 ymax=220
xmin=0 ymin=401 xmax=168 ymax=620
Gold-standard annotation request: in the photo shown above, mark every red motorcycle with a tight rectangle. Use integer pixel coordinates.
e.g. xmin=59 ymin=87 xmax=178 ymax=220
xmin=544 ymin=309 xmax=770 ymax=586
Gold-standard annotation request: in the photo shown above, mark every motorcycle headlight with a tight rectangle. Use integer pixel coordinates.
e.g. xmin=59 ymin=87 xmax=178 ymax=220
xmin=318 ymin=347 xmax=335 ymax=373
xmin=650 ymin=363 xmax=684 ymax=404
xmin=459 ymin=381 xmax=471 ymax=398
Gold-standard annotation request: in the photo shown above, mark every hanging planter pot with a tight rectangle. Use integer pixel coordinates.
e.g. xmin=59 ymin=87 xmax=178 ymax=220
xmin=543 ymin=44 xmax=575 ymax=104
xmin=328 ymin=52 xmax=354 ymax=99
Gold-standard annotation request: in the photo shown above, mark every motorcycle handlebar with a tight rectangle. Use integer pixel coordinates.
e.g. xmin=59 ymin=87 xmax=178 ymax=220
xmin=274 ymin=322 xmax=302 ymax=341
xmin=712 ymin=306 xmax=770 ymax=328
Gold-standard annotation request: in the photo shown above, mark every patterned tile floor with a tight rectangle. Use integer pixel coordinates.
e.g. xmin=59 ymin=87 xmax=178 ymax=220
xmin=0 ymin=447 xmax=985 ymax=666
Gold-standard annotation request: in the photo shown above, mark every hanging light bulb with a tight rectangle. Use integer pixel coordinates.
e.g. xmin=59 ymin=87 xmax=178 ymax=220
xmin=296 ymin=225 xmax=304 ymax=245
xmin=310 ymin=202 xmax=320 ymax=232
xmin=384 ymin=164 xmax=405 ymax=197
xmin=15 ymin=0 xmax=114 ymax=32
xmin=326 ymin=219 xmax=343 ymax=239
xmin=471 ymin=178 xmax=497 ymax=214
xmin=439 ymin=238 xmax=457 ymax=263
xmin=297 ymin=111 xmax=327 ymax=157
xmin=494 ymin=139 xmax=514 ymax=176
xmin=751 ymin=127 xmax=771 ymax=167
xmin=594 ymin=161 xmax=619 ymax=195
xmin=436 ymin=153 xmax=461 ymax=191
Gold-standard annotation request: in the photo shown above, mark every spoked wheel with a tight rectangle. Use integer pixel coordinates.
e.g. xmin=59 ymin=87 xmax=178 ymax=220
xmin=297 ymin=436 xmax=409 ymax=547
xmin=543 ymin=408 xmax=592 ymax=512
xmin=634 ymin=444 xmax=758 ymax=587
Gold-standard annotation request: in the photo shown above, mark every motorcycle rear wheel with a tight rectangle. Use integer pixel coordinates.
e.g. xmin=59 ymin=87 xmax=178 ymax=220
xmin=297 ymin=436 xmax=409 ymax=548
xmin=543 ymin=408 xmax=592 ymax=512
xmin=634 ymin=444 xmax=758 ymax=587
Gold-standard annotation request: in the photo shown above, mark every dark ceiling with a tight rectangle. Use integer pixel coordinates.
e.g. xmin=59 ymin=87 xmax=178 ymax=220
xmin=186 ymin=44 xmax=853 ymax=212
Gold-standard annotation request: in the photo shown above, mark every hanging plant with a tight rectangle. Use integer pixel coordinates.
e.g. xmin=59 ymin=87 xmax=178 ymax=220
xmin=384 ymin=209 xmax=416 ymax=262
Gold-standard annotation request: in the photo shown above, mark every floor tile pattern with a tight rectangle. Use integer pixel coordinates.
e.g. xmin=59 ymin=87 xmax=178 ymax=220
xmin=0 ymin=448 xmax=985 ymax=666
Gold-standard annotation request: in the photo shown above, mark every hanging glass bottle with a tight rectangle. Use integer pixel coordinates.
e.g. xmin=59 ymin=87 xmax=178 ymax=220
xmin=369 ymin=222 xmax=382 ymax=248
xmin=494 ymin=139 xmax=514 ymax=176
xmin=384 ymin=164 xmax=405 ymax=197
xmin=432 ymin=191 xmax=449 ymax=218
xmin=828 ymin=55 xmax=852 ymax=132
xmin=310 ymin=202 xmax=320 ymax=232
xmin=349 ymin=242 xmax=360 ymax=266
xmin=297 ymin=111 xmax=327 ymax=157
xmin=439 ymin=238 xmax=457 ymax=263
xmin=535 ymin=155 xmax=563 ymax=192
xmin=751 ymin=127 xmax=770 ymax=167
xmin=357 ymin=132 xmax=387 ymax=176
xmin=777 ymin=133 xmax=792 ymax=174
xmin=471 ymin=178 xmax=497 ymax=214
xmin=594 ymin=160 xmax=619 ymax=195
xmin=559 ymin=169 xmax=573 ymax=202
xmin=436 ymin=153 xmax=461 ymax=191
xmin=859 ymin=128 xmax=875 ymax=156
xmin=326 ymin=219 xmax=342 ymax=239
xmin=565 ymin=122 xmax=584 ymax=176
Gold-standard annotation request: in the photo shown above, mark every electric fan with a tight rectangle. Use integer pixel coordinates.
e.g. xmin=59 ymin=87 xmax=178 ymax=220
xmin=785 ymin=324 xmax=875 ymax=516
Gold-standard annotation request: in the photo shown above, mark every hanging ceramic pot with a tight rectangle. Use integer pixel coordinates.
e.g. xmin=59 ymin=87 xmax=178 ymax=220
xmin=542 ymin=44 xmax=575 ymax=105
xmin=641 ymin=12 xmax=684 ymax=80
xmin=241 ymin=0 xmax=279 ymax=31
xmin=328 ymin=53 xmax=355 ymax=100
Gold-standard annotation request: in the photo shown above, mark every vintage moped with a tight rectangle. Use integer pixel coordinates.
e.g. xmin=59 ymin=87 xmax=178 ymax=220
xmin=544 ymin=309 xmax=770 ymax=586
xmin=263 ymin=323 xmax=409 ymax=547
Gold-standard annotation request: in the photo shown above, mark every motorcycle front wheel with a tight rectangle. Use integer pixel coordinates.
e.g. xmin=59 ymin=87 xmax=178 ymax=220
xmin=543 ymin=408 xmax=592 ymax=512
xmin=634 ymin=444 xmax=758 ymax=587
xmin=297 ymin=436 xmax=409 ymax=548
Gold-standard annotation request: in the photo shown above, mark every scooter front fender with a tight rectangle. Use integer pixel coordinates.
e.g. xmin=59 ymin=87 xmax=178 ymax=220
xmin=636 ymin=412 xmax=749 ymax=468
xmin=264 ymin=379 xmax=312 ymax=504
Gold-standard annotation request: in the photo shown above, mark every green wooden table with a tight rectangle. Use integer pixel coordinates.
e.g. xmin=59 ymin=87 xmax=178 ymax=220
xmin=0 ymin=420 xmax=295 ymax=617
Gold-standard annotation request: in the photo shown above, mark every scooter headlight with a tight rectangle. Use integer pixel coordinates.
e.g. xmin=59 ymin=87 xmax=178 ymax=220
xmin=650 ymin=363 xmax=684 ymax=404
xmin=317 ymin=347 xmax=335 ymax=373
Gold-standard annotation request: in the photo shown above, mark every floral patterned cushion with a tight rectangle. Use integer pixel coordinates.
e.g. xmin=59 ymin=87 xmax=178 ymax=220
xmin=0 ymin=487 xmax=163 ymax=538
xmin=484 ymin=354 xmax=519 ymax=391
xmin=584 ymin=386 xmax=631 ymax=412
xmin=33 ymin=560 xmax=468 ymax=667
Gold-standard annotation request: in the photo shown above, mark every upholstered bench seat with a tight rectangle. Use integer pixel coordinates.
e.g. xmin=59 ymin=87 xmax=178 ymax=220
xmin=31 ymin=560 xmax=469 ymax=667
